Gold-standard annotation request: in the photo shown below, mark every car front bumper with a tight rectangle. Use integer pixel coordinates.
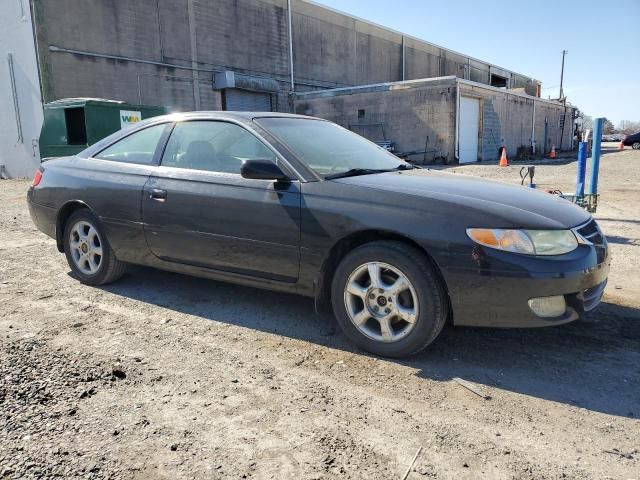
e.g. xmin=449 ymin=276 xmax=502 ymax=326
xmin=442 ymin=240 xmax=610 ymax=328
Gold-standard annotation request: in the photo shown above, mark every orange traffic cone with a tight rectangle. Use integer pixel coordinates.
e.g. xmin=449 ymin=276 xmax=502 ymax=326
xmin=499 ymin=147 xmax=508 ymax=167
xmin=549 ymin=144 xmax=556 ymax=159
xmin=619 ymin=141 xmax=624 ymax=151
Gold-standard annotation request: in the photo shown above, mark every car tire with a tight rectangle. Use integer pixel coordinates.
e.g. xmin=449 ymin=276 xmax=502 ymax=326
xmin=63 ymin=209 xmax=126 ymax=286
xmin=632 ymin=142 xmax=640 ymax=150
xmin=331 ymin=241 xmax=448 ymax=358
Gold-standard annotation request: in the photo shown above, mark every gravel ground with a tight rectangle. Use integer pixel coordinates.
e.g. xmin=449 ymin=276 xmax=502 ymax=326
xmin=1 ymin=146 xmax=639 ymax=479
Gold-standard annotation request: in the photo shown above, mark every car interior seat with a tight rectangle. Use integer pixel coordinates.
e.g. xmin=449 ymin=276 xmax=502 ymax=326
xmin=184 ymin=141 xmax=218 ymax=171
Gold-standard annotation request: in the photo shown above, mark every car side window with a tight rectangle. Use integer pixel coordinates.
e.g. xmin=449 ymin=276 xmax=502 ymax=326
xmin=161 ymin=121 xmax=277 ymax=174
xmin=95 ymin=124 xmax=167 ymax=165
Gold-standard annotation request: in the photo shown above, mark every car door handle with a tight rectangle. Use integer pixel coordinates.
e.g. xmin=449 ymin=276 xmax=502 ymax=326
xmin=149 ymin=189 xmax=167 ymax=202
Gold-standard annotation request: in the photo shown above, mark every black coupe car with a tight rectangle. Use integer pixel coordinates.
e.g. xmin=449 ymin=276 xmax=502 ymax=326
xmin=622 ymin=131 xmax=640 ymax=149
xmin=28 ymin=112 xmax=609 ymax=357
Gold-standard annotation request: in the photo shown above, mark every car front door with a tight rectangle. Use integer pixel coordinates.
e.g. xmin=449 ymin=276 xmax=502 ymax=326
xmin=142 ymin=120 xmax=301 ymax=282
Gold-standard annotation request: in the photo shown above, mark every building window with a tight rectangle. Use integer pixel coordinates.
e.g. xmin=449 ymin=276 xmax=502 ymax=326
xmin=490 ymin=74 xmax=508 ymax=88
xmin=357 ymin=109 xmax=365 ymax=119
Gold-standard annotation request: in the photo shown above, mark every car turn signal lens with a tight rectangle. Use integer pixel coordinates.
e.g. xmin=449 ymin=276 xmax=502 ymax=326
xmin=32 ymin=169 xmax=43 ymax=187
xmin=466 ymin=228 xmax=535 ymax=255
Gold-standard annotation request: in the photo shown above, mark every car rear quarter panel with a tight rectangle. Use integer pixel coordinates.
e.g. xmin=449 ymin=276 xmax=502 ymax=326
xmin=32 ymin=156 xmax=155 ymax=264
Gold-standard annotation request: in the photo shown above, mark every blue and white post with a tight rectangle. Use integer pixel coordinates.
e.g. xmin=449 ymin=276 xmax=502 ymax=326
xmin=588 ymin=118 xmax=604 ymax=196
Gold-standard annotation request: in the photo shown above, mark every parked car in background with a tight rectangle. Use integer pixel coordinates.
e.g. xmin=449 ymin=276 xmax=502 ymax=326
xmin=602 ymin=133 xmax=626 ymax=142
xmin=602 ymin=134 xmax=619 ymax=142
xmin=622 ymin=132 xmax=640 ymax=149
xmin=27 ymin=112 xmax=610 ymax=357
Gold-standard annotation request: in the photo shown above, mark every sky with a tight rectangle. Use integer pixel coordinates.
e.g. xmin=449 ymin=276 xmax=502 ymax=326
xmin=311 ymin=0 xmax=640 ymax=126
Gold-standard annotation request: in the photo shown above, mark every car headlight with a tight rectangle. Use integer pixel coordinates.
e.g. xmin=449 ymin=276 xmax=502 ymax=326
xmin=466 ymin=228 xmax=578 ymax=255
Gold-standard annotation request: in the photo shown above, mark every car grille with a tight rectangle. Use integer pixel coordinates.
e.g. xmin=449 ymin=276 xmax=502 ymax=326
xmin=575 ymin=219 xmax=607 ymax=263
xmin=582 ymin=280 xmax=607 ymax=312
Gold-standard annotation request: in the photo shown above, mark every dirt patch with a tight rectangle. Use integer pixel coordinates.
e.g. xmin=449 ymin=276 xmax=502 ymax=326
xmin=1 ymin=147 xmax=639 ymax=479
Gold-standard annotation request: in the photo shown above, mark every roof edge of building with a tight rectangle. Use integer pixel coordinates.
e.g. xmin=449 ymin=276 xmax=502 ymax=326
xmin=293 ymin=76 xmax=458 ymax=99
xmin=457 ymin=78 xmax=574 ymax=108
xmin=299 ymin=0 xmax=542 ymax=84
xmin=294 ymin=76 xmax=573 ymax=110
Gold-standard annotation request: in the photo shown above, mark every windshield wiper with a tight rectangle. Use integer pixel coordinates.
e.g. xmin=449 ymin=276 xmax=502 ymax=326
xmin=394 ymin=163 xmax=420 ymax=170
xmin=325 ymin=164 xmax=418 ymax=180
xmin=324 ymin=168 xmax=392 ymax=180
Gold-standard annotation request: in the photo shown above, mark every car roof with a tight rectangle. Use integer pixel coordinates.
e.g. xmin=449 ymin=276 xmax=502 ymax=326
xmin=152 ymin=111 xmax=319 ymax=123
xmin=77 ymin=111 xmax=326 ymax=163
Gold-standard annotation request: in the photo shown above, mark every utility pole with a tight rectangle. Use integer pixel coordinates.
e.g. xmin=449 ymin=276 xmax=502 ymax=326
xmin=287 ymin=0 xmax=295 ymax=92
xmin=559 ymin=50 xmax=568 ymax=101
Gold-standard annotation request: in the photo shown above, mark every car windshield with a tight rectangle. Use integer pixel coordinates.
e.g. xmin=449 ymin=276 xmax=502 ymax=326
xmin=256 ymin=117 xmax=408 ymax=178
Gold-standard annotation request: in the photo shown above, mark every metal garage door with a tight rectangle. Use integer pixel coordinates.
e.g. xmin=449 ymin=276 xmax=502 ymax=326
xmin=224 ymin=89 xmax=272 ymax=112
xmin=459 ymin=97 xmax=480 ymax=164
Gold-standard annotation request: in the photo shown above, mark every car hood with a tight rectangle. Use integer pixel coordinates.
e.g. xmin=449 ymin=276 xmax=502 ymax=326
xmin=334 ymin=169 xmax=591 ymax=229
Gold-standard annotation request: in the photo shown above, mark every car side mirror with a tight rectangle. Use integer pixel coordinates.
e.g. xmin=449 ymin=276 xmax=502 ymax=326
xmin=241 ymin=159 xmax=290 ymax=181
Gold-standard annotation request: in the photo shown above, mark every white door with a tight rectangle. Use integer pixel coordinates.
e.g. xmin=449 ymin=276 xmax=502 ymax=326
xmin=459 ymin=97 xmax=480 ymax=164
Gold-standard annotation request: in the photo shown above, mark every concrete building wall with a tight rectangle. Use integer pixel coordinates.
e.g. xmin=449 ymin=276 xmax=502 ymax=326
xmin=32 ymin=0 xmax=541 ymax=111
xmin=0 ymin=0 xmax=550 ymax=176
xmin=33 ymin=0 xmax=292 ymax=110
xmin=533 ymin=101 xmax=575 ymax=155
xmin=295 ymin=78 xmax=457 ymax=163
xmin=292 ymin=1 xmax=405 ymax=88
xmin=0 ymin=0 xmax=44 ymax=178
xmin=294 ymin=77 xmax=574 ymax=165
xmin=459 ymin=81 xmax=575 ymax=161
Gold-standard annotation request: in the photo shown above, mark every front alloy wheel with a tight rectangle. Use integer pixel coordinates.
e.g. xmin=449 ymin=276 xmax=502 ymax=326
xmin=344 ymin=262 xmax=419 ymax=343
xmin=331 ymin=241 xmax=448 ymax=357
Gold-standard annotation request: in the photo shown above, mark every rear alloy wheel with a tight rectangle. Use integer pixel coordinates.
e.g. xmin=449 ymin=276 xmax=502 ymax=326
xmin=69 ymin=220 xmax=103 ymax=275
xmin=331 ymin=241 xmax=448 ymax=357
xmin=632 ymin=142 xmax=640 ymax=150
xmin=63 ymin=210 xmax=126 ymax=285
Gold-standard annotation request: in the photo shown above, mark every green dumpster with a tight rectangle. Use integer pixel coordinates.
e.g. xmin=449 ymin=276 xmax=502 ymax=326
xmin=39 ymin=98 xmax=168 ymax=159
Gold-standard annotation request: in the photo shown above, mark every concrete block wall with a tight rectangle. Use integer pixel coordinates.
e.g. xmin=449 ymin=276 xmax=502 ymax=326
xmin=533 ymin=102 xmax=574 ymax=155
xmin=481 ymin=98 xmax=503 ymax=161
xmin=294 ymin=78 xmax=457 ymax=164
xmin=294 ymin=78 xmax=574 ymax=165
xmin=459 ymin=82 xmax=574 ymax=162
xmin=476 ymin=93 xmax=536 ymax=161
